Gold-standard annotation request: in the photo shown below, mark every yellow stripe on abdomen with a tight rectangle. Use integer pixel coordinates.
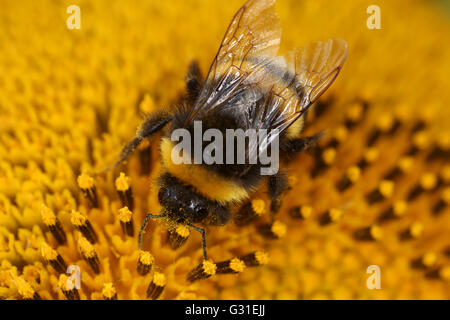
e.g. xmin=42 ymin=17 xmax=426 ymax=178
xmin=160 ymin=138 xmax=249 ymax=204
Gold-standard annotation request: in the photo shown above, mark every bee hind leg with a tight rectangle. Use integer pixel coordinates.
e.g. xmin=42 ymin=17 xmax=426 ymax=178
xmin=281 ymin=131 xmax=324 ymax=161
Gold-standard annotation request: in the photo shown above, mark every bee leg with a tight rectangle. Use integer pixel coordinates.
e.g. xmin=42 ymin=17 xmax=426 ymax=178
xmin=138 ymin=213 xmax=165 ymax=250
xmin=281 ymin=132 xmax=323 ymax=161
xmin=98 ymin=112 xmax=173 ymax=173
xmin=185 ymin=60 xmax=203 ymax=105
xmin=268 ymin=170 xmax=289 ymax=216
xmin=187 ymin=224 xmax=208 ymax=261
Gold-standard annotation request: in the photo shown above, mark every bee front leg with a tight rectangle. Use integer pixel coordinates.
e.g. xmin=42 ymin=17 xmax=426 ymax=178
xmin=185 ymin=60 xmax=203 ymax=105
xmin=187 ymin=224 xmax=208 ymax=261
xmin=99 ymin=112 xmax=173 ymax=173
xmin=138 ymin=213 xmax=165 ymax=250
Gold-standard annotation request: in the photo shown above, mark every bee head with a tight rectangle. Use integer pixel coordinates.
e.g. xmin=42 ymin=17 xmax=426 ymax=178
xmin=158 ymin=173 xmax=229 ymax=225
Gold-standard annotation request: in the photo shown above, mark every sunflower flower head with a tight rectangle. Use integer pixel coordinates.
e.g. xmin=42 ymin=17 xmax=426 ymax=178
xmin=0 ymin=0 xmax=449 ymax=300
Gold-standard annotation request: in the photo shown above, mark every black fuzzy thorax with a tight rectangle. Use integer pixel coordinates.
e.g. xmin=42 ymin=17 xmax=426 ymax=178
xmin=169 ymin=107 xmax=272 ymax=191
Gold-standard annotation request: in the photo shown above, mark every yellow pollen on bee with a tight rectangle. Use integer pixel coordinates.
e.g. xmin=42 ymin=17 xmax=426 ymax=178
xmin=175 ymin=225 xmax=190 ymax=238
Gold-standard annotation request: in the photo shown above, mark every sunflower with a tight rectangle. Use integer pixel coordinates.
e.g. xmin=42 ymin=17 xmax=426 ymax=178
xmin=0 ymin=0 xmax=449 ymax=300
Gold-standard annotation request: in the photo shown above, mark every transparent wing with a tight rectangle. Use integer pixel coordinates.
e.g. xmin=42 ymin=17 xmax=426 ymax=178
xmin=265 ymin=38 xmax=348 ymax=133
xmin=183 ymin=0 xmax=348 ymax=166
xmin=251 ymin=39 xmax=348 ymax=159
xmin=184 ymin=0 xmax=282 ymax=125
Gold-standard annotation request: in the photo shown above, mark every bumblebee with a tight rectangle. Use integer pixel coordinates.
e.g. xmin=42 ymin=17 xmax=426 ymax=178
xmin=106 ymin=0 xmax=348 ymax=260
